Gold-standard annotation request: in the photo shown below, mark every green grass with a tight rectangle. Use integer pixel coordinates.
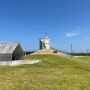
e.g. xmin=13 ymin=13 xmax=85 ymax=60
xmin=74 ymin=56 xmax=90 ymax=62
xmin=0 ymin=54 xmax=90 ymax=90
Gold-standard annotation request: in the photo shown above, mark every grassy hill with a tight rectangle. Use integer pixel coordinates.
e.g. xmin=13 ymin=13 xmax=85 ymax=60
xmin=0 ymin=54 xmax=90 ymax=90
xmin=74 ymin=56 xmax=90 ymax=62
xmin=30 ymin=49 xmax=70 ymax=57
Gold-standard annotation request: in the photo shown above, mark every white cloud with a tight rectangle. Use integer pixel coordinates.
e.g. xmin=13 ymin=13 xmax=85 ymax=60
xmin=66 ymin=32 xmax=79 ymax=37
xmin=65 ymin=30 xmax=80 ymax=38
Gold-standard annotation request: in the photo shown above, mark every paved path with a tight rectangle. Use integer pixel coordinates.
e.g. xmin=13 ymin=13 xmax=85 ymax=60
xmin=0 ymin=60 xmax=41 ymax=66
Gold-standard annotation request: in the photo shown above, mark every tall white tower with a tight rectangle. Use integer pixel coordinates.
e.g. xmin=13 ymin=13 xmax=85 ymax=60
xmin=39 ymin=35 xmax=50 ymax=50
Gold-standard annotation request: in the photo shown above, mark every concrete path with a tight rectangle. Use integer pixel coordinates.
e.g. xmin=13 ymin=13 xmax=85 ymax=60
xmin=0 ymin=60 xmax=41 ymax=66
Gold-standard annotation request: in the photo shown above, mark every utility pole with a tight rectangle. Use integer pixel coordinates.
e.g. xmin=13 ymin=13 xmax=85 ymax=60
xmin=71 ymin=44 xmax=73 ymax=54
xmin=81 ymin=49 xmax=82 ymax=53
xmin=86 ymin=49 xmax=89 ymax=56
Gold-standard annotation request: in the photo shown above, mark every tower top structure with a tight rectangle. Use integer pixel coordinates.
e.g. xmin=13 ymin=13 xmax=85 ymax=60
xmin=39 ymin=35 xmax=50 ymax=50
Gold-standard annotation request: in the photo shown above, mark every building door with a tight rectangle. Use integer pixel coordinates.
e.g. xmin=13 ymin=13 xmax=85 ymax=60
xmin=12 ymin=55 xmax=15 ymax=60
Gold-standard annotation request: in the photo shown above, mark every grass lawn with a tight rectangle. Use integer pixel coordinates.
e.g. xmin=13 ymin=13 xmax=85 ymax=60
xmin=0 ymin=54 xmax=90 ymax=90
xmin=74 ymin=56 xmax=90 ymax=62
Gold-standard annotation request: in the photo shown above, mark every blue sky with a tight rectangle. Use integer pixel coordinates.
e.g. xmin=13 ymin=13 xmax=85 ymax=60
xmin=0 ymin=0 xmax=90 ymax=52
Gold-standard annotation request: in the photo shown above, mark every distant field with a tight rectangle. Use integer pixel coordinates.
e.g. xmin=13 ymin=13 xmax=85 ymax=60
xmin=0 ymin=54 xmax=90 ymax=90
xmin=74 ymin=56 xmax=90 ymax=62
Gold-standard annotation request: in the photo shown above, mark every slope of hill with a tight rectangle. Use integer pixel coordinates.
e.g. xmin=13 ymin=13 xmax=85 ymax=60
xmin=31 ymin=49 xmax=70 ymax=57
xmin=0 ymin=54 xmax=90 ymax=90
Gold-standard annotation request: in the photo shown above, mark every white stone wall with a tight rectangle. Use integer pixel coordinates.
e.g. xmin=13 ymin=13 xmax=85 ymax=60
xmin=40 ymin=36 xmax=50 ymax=49
xmin=44 ymin=39 xmax=50 ymax=49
